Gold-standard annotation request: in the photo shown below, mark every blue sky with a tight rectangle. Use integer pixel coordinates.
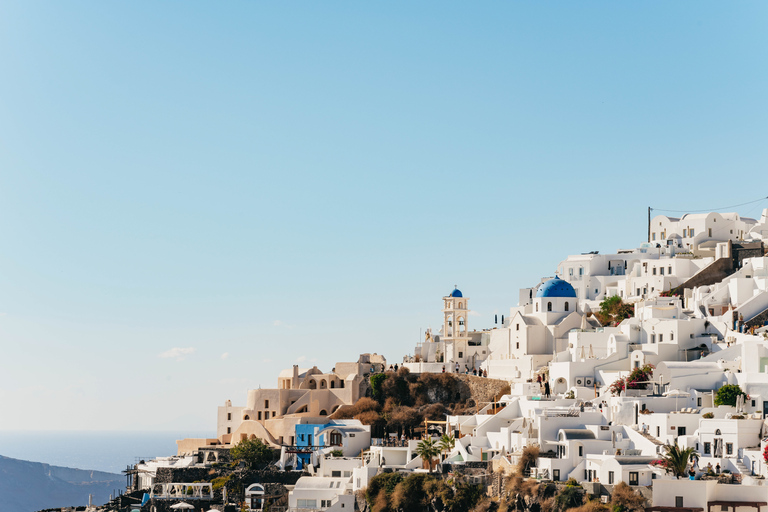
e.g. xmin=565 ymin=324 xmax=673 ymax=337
xmin=0 ymin=2 xmax=766 ymax=431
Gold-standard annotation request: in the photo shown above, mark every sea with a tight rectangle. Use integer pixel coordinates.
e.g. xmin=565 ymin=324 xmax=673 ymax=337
xmin=0 ymin=430 xmax=213 ymax=474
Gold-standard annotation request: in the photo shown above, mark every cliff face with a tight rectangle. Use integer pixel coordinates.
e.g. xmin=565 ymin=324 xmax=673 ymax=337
xmin=0 ymin=455 xmax=123 ymax=512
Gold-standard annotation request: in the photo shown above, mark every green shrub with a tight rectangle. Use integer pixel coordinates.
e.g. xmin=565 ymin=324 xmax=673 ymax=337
xmin=714 ymin=384 xmax=746 ymax=407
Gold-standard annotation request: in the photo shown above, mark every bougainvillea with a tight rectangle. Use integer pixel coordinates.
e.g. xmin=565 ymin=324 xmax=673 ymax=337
xmin=610 ymin=364 xmax=654 ymax=396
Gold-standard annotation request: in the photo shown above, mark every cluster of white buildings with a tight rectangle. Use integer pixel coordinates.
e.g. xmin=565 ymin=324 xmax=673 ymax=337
xmin=158 ymin=207 xmax=768 ymax=511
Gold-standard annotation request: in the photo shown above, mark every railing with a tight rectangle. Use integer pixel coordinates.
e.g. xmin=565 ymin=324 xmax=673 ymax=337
xmin=150 ymin=482 xmax=213 ymax=499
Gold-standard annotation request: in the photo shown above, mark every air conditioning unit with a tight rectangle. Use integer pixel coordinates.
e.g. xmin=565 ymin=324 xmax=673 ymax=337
xmin=585 ymin=377 xmax=594 ymax=386
xmin=601 ymin=496 xmax=609 ymax=504
xmin=575 ymin=377 xmax=584 ymax=386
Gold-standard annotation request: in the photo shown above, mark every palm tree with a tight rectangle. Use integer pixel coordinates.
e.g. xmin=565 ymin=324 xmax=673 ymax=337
xmin=416 ymin=437 xmax=440 ymax=473
xmin=438 ymin=434 xmax=456 ymax=461
xmin=662 ymin=442 xmax=698 ymax=479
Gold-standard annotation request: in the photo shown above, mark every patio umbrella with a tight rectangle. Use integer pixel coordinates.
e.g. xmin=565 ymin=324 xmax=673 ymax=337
xmin=170 ymin=503 xmax=195 ymax=510
xmin=589 ymin=344 xmax=594 ymax=359
xmin=663 ymin=389 xmax=690 ymax=411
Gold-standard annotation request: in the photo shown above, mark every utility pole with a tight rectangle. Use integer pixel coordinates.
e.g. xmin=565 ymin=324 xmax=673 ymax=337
xmin=648 ymin=207 xmax=651 ymax=243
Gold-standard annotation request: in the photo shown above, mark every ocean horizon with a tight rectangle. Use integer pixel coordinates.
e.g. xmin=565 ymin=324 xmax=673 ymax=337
xmin=0 ymin=430 xmax=213 ymax=474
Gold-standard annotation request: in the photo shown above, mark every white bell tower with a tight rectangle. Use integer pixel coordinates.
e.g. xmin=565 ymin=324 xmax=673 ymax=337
xmin=442 ymin=286 xmax=470 ymax=364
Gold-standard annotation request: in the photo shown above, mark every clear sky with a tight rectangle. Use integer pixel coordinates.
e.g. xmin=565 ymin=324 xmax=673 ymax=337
xmin=0 ymin=2 xmax=766 ymax=432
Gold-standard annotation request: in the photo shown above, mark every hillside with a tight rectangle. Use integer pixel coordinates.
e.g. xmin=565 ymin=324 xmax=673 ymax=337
xmin=0 ymin=455 xmax=123 ymax=512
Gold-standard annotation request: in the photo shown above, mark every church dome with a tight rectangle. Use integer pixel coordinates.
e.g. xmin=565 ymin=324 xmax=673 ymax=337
xmin=450 ymin=288 xmax=463 ymax=298
xmin=536 ymin=277 xmax=576 ymax=298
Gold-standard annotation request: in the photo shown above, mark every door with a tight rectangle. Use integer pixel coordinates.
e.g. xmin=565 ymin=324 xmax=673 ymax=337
xmin=763 ymin=401 xmax=768 ymax=419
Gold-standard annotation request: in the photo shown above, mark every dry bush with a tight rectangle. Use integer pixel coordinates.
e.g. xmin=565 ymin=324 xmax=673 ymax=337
xmin=388 ymin=406 xmax=422 ymax=430
xmin=355 ymin=410 xmax=383 ymax=425
xmin=539 ymin=497 xmax=555 ymax=512
xmin=422 ymin=403 xmax=446 ymax=420
xmin=517 ymin=445 xmax=539 ymax=476
xmin=372 ymin=490 xmax=389 ymax=512
xmin=355 ymin=397 xmax=381 ymax=413
xmin=494 ymin=384 xmax=512 ymax=401
xmin=471 ymin=497 xmax=496 ymax=512
xmin=569 ymin=500 xmax=609 ymax=512
xmin=331 ymin=396 xmax=380 ymax=420
xmin=329 ymin=405 xmax=355 ymax=420
xmin=610 ymin=482 xmax=647 ymax=512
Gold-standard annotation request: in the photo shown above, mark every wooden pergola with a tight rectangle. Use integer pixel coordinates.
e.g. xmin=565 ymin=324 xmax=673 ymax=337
xmin=707 ymin=502 xmax=768 ymax=512
xmin=646 ymin=507 xmax=703 ymax=512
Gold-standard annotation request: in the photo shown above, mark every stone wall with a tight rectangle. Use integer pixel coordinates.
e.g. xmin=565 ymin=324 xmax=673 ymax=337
xmin=455 ymin=375 xmax=511 ymax=413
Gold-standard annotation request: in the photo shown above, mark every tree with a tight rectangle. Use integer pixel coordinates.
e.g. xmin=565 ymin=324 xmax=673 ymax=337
xmin=229 ymin=437 xmax=275 ymax=469
xmin=661 ymin=442 xmax=697 ymax=479
xmin=438 ymin=434 xmax=456 ymax=461
xmin=416 ymin=437 xmax=440 ymax=473
xmin=596 ymin=296 xmax=635 ymax=326
xmin=365 ymin=472 xmax=404 ymax=512
xmin=714 ymin=384 xmax=746 ymax=407
xmin=370 ymin=373 xmax=388 ymax=401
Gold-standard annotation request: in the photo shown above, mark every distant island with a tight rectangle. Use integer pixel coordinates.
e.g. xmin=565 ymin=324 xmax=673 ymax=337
xmin=0 ymin=455 xmax=122 ymax=512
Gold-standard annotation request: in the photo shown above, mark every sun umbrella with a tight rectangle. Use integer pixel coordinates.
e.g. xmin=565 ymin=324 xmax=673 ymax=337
xmin=170 ymin=503 xmax=195 ymax=510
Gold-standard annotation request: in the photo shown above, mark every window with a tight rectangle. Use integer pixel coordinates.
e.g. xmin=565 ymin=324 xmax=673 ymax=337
xmin=257 ymin=411 xmax=262 ymax=420
xmin=227 ymin=427 xmax=231 ymax=434
xmin=653 ymin=268 xmax=657 ymax=275
xmin=659 ymin=334 xmax=663 ymax=342
xmin=726 ymin=443 xmax=733 ymax=455
xmin=516 ymin=324 xmax=520 ymax=331
xmin=565 ymin=302 xmax=569 ymax=311
xmin=670 ymin=332 xmax=674 ymax=341
xmin=297 ymin=500 xmax=317 ymax=508
xmin=690 ymin=229 xmax=695 ymax=237
xmin=516 ymin=342 xmax=519 ymax=349
xmin=569 ymin=268 xmax=574 ymax=276
xmin=332 ymin=470 xmax=341 ymax=477
xmin=578 ymin=446 xmax=583 ymax=456
xmin=458 ymin=351 xmax=463 ymax=358
xmin=265 ymin=400 xmax=269 ymax=408
xmin=651 ymin=334 xmax=656 ymax=343
xmin=579 ymin=267 xmax=584 ymax=276
xmin=244 ymin=415 xmax=250 ymax=420
xmin=657 ymin=426 xmax=660 ymax=437
xmin=704 ymin=442 xmax=711 ymax=455
xmin=608 ymin=471 xmax=614 ymax=485
xmin=660 ymin=267 xmax=664 ymax=276
xmin=676 ymin=497 xmax=684 ymax=508
xmin=227 ymin=413 xmax=231 ymax=421
xmin=709 ymin=228 xmax=712 ymax=237
xmin=330 ymin=432 xmax=343 ymax=446
xmin=698 ymin=397 xmax=702 ymax=406
xmin=629 ymin=472 xmax=639 ymax=485
xmin=678 ymin=427 xmax=686 ymax=436
xmin=668 ymin=266 xmax=672 ymax=274
xmin=752 ymin=400 xmax=756 ymax=407
xmin=683 ymin=229 xmax=687 ymax=237
xmin=652 ymin=233 xmax=656 ymax=241
xmin=547 ymin=302 xmax=552 ymax=312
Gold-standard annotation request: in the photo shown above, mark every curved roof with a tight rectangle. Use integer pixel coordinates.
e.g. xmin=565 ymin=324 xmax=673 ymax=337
xmin=450 ymin=287 xmax=463 ymax=298
xmin=560 ymin=429 xmax=596 ymax=440
xmin=536 ymin=277 xmax=577 ymax=298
